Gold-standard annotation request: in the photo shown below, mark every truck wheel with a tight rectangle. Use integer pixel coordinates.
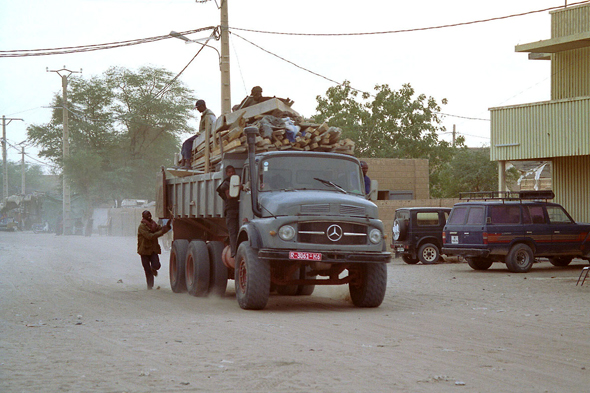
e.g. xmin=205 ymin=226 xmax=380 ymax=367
xmin=402 ymin=255 xmax=419 ymax=265
xmin=186 ymin=240 xmax=210 ymax=297
xmin=349 ymin=263 xmax=387 ymax=308
xmin=208 ymin=241 xmax=228 ymax=297
xmin=418 ymin=243 xmax=440 ymax=265
xmin=506 ymin=244 xmax=534 ymax=273
xmin=170 ymin=240 xmax=188 ymax=293
xmin=466 ymin=257 xmax=493 ymax=270
xmin=297 ymin=265 xmax=315 ymax=296
xmin=235 ymin=242 xmax=270 ymax=310
xmin=549 ymin=256 xmax=573 ymax=267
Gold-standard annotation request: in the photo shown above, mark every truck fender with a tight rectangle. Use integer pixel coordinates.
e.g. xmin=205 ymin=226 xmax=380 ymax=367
xmin=238 ymin=222 xmax=263 ymax=249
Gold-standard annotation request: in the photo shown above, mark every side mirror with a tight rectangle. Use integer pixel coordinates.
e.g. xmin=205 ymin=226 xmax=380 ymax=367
xmin=229 ymin=175 xmax=241 ymax=198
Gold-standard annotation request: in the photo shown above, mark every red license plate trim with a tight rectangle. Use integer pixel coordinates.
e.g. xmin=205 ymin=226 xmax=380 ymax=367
xmin=289 ymin=251 xmax=322 ymax=261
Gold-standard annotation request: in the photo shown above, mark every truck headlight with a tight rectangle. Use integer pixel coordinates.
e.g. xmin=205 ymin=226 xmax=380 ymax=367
xmin=369 ymin=228 xmax=382 ymax=244
xmin=278 ymin=225 xmax=296 ymax=241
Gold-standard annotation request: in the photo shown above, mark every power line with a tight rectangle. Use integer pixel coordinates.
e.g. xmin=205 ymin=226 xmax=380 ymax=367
xmin=229 ymin=1 xmax=590 ymax=37
xmin=0 ymin=27 xmax=216 ymax=58
xmin=4 ymin=2 xmax=588 ymax=58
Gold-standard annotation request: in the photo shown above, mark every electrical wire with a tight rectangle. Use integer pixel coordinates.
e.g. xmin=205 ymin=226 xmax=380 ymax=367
xmin=0 ymin=27 xmax=216 ymax=58
xmin=229 ymin=1 xmax=590 ymax=37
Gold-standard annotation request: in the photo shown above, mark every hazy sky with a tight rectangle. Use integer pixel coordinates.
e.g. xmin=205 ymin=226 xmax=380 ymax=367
xmin=0 ymin=0 xmax=573 ymax=169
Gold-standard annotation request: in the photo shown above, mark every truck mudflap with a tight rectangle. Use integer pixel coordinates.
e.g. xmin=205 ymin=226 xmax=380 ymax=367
xmin=257 ymin=249 xmax=391 ymax=263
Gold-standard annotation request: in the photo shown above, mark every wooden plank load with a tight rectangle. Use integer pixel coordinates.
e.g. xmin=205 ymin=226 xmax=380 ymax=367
xmin=188 ymin=98 xmax=356 ymax=172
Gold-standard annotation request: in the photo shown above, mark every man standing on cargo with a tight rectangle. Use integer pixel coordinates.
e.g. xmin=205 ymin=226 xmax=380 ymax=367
xmin=137 ymin=210 xmax=171 ymax=290
xmin=179 ymin=99 xmax=217 ymax=168
xmin=216 ymin=165 xmax=240 ymax=257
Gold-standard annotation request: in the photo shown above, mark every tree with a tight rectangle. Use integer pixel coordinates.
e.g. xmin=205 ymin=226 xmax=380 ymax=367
xmin=433 ymin=147 xmax=520 ymax=198
xmin=0 ymin=160 xmax=49 ymax=197
xmin=313 ymin=82 xmax=465 ymax=195
xmin=27 ymin=66 xmax=196 ymax=205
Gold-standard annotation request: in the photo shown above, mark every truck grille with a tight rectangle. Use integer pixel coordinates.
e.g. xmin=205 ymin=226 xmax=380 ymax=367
xmin=340 ymin=204 xmax=366 ymax=216
xmin=298 ymin=222 xmax=367 ymax=245
xmin=300 ymin=204 xmax=330 ymax=214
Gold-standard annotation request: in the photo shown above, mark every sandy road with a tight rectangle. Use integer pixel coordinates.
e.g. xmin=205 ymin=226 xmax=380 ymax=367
xmin=1 ymin=231 xmax=589 ymax=392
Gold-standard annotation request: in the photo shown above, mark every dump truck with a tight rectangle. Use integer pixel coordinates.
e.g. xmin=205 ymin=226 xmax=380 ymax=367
xmin=156 ymin=99 xmax=390 ymax=310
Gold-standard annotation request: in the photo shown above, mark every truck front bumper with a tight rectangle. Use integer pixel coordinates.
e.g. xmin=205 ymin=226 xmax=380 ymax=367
xmin=258 ymin=249 xmax=391 ymax=264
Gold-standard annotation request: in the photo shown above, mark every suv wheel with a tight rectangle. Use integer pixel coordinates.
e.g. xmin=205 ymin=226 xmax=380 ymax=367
xmin=506 ymin=244 xmax=534 ymax=273
xmin=466 ymin=257 xmax=493 ymax=270
xmin=418 ymin=243 xmax=440 ymax=265
xmin=548 ymin=256 xmax=573 ymax=267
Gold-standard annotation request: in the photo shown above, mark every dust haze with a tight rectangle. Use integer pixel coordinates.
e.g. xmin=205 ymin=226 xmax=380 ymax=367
xmin=1 ymin=232 xmax=589 ymax=392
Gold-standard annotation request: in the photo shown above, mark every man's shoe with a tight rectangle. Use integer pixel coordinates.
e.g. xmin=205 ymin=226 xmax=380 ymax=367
xmin=152 ymin=268 xmax=158 ymax=277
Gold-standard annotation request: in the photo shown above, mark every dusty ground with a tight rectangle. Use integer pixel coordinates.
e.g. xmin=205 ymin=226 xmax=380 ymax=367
xmin=1 ymin=232 xmax=589 ymax=393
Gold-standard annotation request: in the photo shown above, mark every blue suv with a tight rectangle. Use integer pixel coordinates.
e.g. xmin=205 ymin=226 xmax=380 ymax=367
xmin=442 ymin=191 xmax=590 ymax=273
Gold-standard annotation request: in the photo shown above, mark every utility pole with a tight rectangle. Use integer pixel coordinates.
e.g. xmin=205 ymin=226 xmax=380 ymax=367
xmin=220 ymin=0 xmax=231 ymax=115
xmin=2 ymin=115 xmax=24 ymax=200
xmin=47 ymin=67 xmax=81 ymax=235
xmin=20 ymin=145 xmax=25 ymax=194
xmin=452 ymin=124 xmax=456 ymax=147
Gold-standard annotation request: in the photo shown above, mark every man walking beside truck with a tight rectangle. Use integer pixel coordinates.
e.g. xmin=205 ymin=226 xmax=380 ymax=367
xmin=137 ymin=210 xmax=171 ymax=290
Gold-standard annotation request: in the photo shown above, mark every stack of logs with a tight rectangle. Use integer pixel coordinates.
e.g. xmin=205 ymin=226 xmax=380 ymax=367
xmin=190 ymin=99 xmax=355 ymax=172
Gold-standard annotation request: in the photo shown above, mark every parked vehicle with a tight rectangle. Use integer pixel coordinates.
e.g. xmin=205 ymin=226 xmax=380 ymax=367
xmin=157 ymin=125 xmax=390 ymax=310
xmin=392 ymin=207 xmax=451 ymax=264
xmin=442 ymin=191 xmax=590 ymax=273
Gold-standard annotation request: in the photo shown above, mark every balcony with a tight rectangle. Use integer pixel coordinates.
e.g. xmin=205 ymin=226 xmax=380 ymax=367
xmin=490 ymin=96 xmax=590 ymax=161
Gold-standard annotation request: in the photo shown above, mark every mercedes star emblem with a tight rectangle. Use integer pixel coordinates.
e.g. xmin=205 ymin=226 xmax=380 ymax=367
xmin=327 ymin=224 xmax=343 ymax=242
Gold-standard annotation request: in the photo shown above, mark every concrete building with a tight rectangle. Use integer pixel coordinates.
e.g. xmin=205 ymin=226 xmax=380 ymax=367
xmin=490 ymin=3 xmax=590 ymax=222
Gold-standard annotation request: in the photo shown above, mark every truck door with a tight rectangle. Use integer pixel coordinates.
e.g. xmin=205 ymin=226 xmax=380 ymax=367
xmin=239 ymin=164 xmax=254 ymax=222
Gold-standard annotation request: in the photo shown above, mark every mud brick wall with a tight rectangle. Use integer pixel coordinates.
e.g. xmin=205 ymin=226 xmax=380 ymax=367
xmin=361 ymin=158 xmax=430 ymax=200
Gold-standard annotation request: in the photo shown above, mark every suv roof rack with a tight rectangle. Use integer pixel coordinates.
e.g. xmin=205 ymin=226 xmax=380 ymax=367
xmin=459 ymin=190 xmax=555 ymax=201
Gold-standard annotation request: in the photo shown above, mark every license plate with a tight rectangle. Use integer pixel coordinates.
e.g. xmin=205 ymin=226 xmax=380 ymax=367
xmin=451 ymin=235 xmax=459 ymax=244
xmin=396 ymin=247 xmax=404 ymax=253
xmin=289 ymin=251 xmax=322 ymax=261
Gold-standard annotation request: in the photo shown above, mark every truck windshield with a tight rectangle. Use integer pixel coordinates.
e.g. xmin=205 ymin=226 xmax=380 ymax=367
xmin=258 ymin=156 xmax=364 ymax=195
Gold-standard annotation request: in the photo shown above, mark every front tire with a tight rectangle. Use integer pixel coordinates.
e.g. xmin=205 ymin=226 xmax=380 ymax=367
xmin=170 ymin=240 xmax=188 ymax=293
xmin=506 ymin=244 xmax=534 ymax=273
xmin=235 ymin=242 xmax=270 ymax=310
xmin=349 ymin=263 xmax=387 ymax=308
xmin=418 ymin=243 xmax=440 ymax=264
xmin=466 ymin=257 xmax=493 ymax=270
xmin=186 ymin=240 xmax=210 ymax=297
